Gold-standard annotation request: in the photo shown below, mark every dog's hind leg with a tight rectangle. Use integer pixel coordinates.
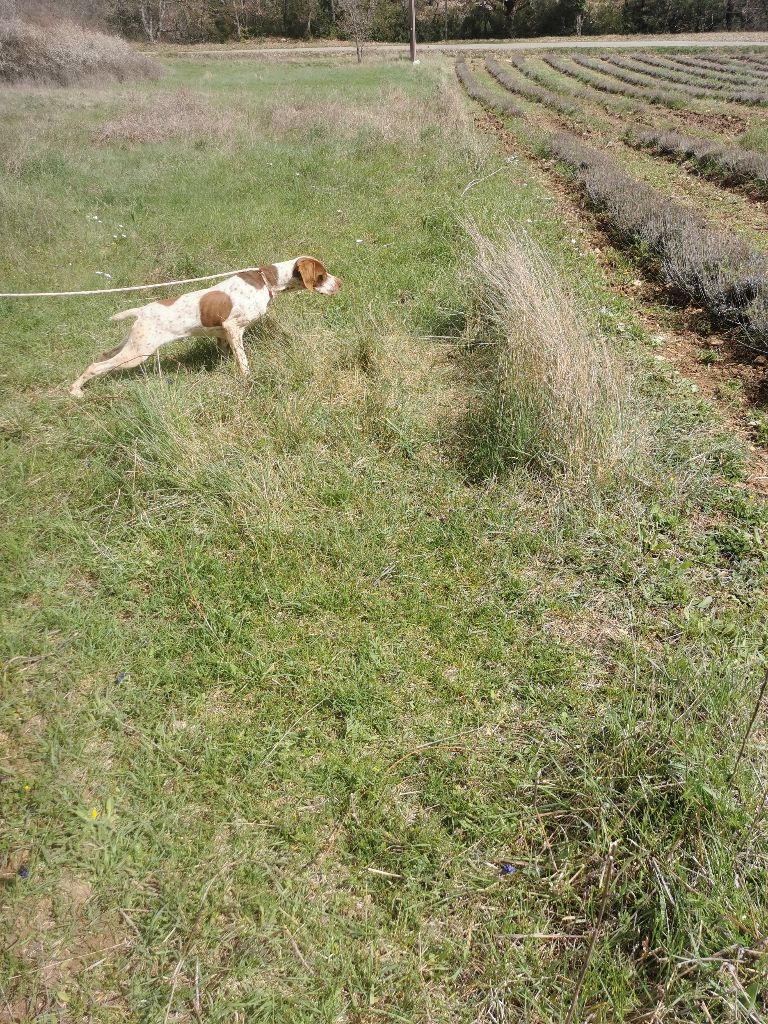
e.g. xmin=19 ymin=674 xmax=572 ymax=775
xmin=70 ymin=321 xmax=172 ymax=397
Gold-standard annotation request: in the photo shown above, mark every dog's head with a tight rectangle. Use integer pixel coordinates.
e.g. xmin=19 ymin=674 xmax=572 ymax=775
xmin=289 ymin=256 xmax=342 ymax=296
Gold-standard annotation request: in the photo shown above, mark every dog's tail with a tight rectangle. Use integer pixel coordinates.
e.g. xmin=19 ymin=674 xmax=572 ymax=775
xmin=110 ymin=307 xmax=142 ymax=322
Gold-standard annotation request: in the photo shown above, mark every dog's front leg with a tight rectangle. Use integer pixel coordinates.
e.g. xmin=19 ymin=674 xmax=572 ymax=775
xmin=223 ymin=321 xmax=249 ymax=376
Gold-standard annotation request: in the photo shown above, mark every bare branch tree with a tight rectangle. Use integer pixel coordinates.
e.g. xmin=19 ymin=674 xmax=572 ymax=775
xmin=139 ymin=0 xmax=167 ymax=41
xmin=336 ymin=0 xmax=375 ymax=61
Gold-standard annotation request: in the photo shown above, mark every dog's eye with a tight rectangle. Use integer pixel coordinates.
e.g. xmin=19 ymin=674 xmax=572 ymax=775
xmin=317 ymin=274 xmax=326 ymax=284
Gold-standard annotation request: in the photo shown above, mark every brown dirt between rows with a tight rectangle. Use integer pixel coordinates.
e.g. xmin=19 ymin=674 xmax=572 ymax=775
xmin=472 ymin=107 xmax=768 ymax=494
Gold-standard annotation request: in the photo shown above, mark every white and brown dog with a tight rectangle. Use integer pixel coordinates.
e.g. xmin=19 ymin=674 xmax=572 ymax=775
xmin=70 ymin=255 xmax=341 ymax=397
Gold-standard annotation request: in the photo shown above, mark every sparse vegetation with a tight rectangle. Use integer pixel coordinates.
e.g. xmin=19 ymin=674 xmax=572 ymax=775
xmin=0 ymin=16 xmax=160 ymax=85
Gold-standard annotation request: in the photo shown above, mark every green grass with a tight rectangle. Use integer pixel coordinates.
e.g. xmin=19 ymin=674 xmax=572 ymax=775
xmin=2 ymin=58 xmax=768 ymax=1023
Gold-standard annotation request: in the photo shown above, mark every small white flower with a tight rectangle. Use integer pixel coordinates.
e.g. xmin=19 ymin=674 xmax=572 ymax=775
xmin=95 ymin=271 xmax=112 ymax=279
xmin=356 ymin=239 xmax=363 ymax=244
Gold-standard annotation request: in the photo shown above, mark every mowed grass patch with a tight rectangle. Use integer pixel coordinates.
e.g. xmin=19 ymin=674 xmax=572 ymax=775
xmin=2 ymin=59 xmax=768 ymax=1023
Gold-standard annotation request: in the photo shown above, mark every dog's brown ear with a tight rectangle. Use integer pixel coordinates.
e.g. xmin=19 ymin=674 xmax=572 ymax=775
xmin=294 ymin=257 xmax=324 ymax=290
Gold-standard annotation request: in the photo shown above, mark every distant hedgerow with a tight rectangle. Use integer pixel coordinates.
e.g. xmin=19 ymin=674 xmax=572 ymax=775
xmin=549 ymin=131 xmax=768 ymax=350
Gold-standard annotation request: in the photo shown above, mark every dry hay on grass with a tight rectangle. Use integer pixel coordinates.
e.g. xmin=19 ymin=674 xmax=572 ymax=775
xmin=92 ymin=76 xmax=485 ymax=158
xmin=0 ymin=17 xmax=160 ymax=86
xmin=270 ymin=76 xmax=488 ymax=154
xmin=92 ymin=88 xmax=243 ymax=145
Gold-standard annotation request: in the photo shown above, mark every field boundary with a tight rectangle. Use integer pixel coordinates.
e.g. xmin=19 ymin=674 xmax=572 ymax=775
xmin=142 ymin=34 xmax=768 ymax=58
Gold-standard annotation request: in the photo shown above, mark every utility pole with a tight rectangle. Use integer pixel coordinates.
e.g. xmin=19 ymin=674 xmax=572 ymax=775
xmin=409 ymin=0 xmax=416 ymax=62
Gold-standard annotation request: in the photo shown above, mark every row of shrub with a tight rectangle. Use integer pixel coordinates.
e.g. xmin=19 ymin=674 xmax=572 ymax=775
xmin=730 ymin=51 xmax=768 ymax=73
xmin=587 ymin=54 xmax=727 ymax=104
xmin=608 ymin=52 xmax=768 ymax=105
xmin=611 ymin=51 xmax=768 ymax=104
xmin=623 ymin=51 xmax=754 ymax=92
xmin=0 ymin=17 xmax=159 ymax=85
xmin=539 ymin=52 xmax=654 ymax=108
xmin=663 ymin=52 xmax=768 ymax=86
xmin=626 ymin=126 xmax=768 ymax=197
xmin=454 ymin=59 xmax=525 ymax=120
xmin=549 ymin=130 xmax=768 ymax=350
xmin=512 ymin=54 xmax=623 ymax=111
xmin=561 ymin=54 xmax=684 ymax=107
xmin=485 ymin=57 xmax=581 ymax=117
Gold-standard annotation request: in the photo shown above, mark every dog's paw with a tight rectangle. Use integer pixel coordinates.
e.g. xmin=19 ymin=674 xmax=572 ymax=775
xmin=69 ymin=386 xmax=84 ymax=399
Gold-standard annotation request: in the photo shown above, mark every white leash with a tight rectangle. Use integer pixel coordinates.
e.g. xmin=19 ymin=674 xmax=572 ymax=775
xmin=0 ymin=266 xmax=264 ymax=299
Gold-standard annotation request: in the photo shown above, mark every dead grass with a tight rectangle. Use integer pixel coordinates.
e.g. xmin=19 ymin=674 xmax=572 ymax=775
xmin=270 ymin=81 xmax=477 ymax=148
xmin=0 ymin=17 xmax=160 ymax=86
xmin=92 ymin=89 xmax=241 ymax=145
xmin=270 ymin=89 xmax=426 ymax=141
xmin=92 ymin=76 xmax=486 ymax=158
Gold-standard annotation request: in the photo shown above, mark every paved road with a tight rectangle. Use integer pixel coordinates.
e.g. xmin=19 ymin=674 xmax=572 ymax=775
xmin=155 ymin=35 xmax=768 ymax=58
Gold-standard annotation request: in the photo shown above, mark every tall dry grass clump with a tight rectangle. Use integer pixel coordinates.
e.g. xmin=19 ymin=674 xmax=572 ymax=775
xmin=0 ymin=17 xmax=160 ymax=86
xmin=460 ymin=224 xmax=633 ymax=484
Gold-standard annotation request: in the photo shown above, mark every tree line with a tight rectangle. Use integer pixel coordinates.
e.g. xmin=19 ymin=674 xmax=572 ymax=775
xmin=11 ymin=0 xmax=768 ymax=44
